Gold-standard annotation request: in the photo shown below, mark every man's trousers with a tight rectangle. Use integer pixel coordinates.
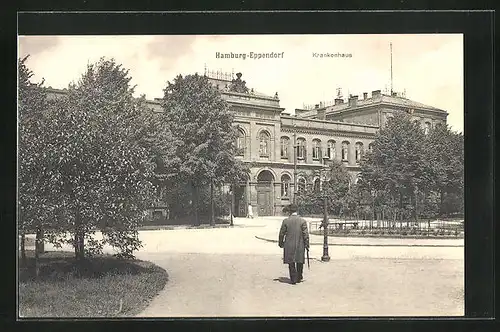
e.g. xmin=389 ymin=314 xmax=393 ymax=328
xmin=288 ymin=262 xmax=304 ymax=284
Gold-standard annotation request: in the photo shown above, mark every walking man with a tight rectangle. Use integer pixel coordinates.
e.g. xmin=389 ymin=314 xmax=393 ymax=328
xmin=278 ymin=204 xmax=310 ymax=284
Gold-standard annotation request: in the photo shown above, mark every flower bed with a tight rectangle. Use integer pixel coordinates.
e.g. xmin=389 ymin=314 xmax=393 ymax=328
xmin=310 ymin=226 xmax=464 ymax=239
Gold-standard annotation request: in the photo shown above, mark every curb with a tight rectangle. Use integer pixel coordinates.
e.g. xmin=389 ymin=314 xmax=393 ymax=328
xmin=254 ymin=236 xmax=464 ymax=248
xmin=138 ymin=224 xmax=237 ymax=231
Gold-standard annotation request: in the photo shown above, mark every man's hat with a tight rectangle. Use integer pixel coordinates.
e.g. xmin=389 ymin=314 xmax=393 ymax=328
xmin=288 ymin=204 xmax=298 ymax=213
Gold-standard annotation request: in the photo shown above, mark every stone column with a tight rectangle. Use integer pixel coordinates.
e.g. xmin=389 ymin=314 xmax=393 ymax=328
xmin=348 ymin=140 xmax=356 ymax=165
xmin=336 ymin=140 xmax=343 ymax=162
xmin=306 ymin=139 xmax=312 ymax=163
xmin=249 ymin=121 xmax=255 ymax=161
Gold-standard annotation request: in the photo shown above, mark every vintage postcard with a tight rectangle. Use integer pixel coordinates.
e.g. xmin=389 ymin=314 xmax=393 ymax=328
xmin=18 ymin=34 xmax=464 ymax=318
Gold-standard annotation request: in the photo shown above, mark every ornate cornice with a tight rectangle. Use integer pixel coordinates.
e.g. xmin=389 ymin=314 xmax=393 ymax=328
xmin=229 ymin=101 xmax=283 ymax=112
xmin=280 ymin=127 xmax=376 ymax=139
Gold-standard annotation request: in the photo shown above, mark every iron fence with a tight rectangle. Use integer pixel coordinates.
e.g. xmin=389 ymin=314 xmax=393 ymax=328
xmin=309 ymin=218 xmax=464 ymax=237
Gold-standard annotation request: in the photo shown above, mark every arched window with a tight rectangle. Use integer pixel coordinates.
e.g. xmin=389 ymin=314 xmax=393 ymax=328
xmin=355 ymin=142 xmax=364 ymax=163
xmin=280 ymin=136 xmax=290 ymax=159
xmin=297 ymin=138 xmax=306 ymax=160
xmin=281 ymin=174 xmax=291 ymax=198
xmin=368 ymin=143 xmax=374 ymax=152
xmin=424 ymin=122 xmax=431 ymax=135
xmin=259 ymin=131 xmax=270 ymax=157
xmin=341 ymin=141 xmax=349 ymax=161
xmin=236 ymin=128 xmax=245 ymax=156
xmin=298 ymin=177 xmax=306 ymax=194
xmin=313 ymin=178 xmax=321 ymax=193
xmin=327 ymin=140 xmax=336 ymax=160
xmin=312 ymin=139 xmax=322 ymax=160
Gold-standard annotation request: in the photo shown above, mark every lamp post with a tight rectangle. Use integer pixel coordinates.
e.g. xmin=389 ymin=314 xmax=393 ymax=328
xmin=293 ymin=126 xmax=298 ymax=204
xmin=320 ymin=157 xmax=330 ymax=262
xmin=230 ymin=183 xmax=234 ymax=227
xmin=371 ymin=188 xmax=376 ymax=229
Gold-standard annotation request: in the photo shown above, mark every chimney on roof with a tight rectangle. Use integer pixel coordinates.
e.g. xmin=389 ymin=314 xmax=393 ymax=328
xmin=316 ymin=109 xmax=326 ymax=120
xmin=334 ymin=98 xmax=344 ymax=105
xmin=363 ymin=92 xmax=368 ymax=100
xmin=348 ymin=95 xmax=359 ymax=107
xmin=391 ymin=91 xmax=398 ymax=97
xmin=372 ymin=90 xmax=381 ymax=98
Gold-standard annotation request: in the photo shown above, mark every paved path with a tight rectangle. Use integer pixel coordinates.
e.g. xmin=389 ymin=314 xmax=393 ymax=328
xmin=37 ymin=217 xmax=464 ymax=317
xmin=136 ymin=253 xmax=463 ymax=317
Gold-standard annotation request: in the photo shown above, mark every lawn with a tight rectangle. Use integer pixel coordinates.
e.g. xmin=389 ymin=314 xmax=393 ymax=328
xmin=18 ymin=250 xmax=168 ymax=318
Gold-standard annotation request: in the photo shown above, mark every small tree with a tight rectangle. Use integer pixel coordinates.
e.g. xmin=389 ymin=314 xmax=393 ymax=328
xmin=159 ymin=73 xmax=244 ymax=225
xmin=426 ymin=124 xmax=464 ymax=217
xmin=40 ymin=58 xmax=161 ymax=261
xmin=18 ymin=55 xmax=50 ymax=273
xmin=324 ymin=160 xmax=352 ymax=217
xmin=359 ymin=112 xmax=433 ymax=225
xmin=296 ymin=161 xmax=351 ymax=217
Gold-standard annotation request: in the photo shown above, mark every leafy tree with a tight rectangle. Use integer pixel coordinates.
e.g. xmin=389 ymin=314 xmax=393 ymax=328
xmin=296 ymin=160 xmax=351 ymax=217
xmin=158 ymin=73 xmax=247 ymax=225
xmin=39 ymin=58 xmax=163 ymax=260
xmin=358 ymin=112 xmax=433 ymax=224
xmin=426 ymin=124 xmax=464 ymax=216
xmin=18 ymin=55 xmax=50 ymax=272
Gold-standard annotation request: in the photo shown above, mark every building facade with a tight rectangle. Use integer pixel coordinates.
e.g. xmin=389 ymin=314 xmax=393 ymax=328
xmin=147 ymin=72 xmax=448 ymax=217
xmin=45 ymin=70 xmax=448 ymax=218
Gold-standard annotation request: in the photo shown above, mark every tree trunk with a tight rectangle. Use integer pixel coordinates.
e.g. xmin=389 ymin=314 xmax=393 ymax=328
xmin=230 ymin=183 xmax=235 ymax=226
xmin=392 ymin=205 xmax=397 ymax=228
xmin=34 ymin=242 xmax=40 ymax=277
xmin=35 ymin=227 xmax=44 ymax=254
xmin=210 ymin=179 xmax=215 ymax=226
xmin=440 ymin=189 xmax=444 ymax=217
xmin=414 ymin=187 xmax=419 ymax=224
xmin=34 ymin=225 xmax=43 ymax=277
xmin=399 ymin=192 xmax=403 ymax=228
xmin=191 ymin=182 xmax=200 ymax=226
xmin=74 ymin=208 xmax=85 ymax=261
xmin=20 ymin=232 xmax=27 ymax=267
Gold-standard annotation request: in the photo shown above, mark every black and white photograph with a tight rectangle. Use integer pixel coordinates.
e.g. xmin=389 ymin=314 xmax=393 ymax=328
xmin=17 ymin=33 xmax=465 ymax=318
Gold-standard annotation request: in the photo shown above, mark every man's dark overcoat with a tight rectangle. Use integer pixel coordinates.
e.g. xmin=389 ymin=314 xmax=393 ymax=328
xmin=278 ymin=215 xmax=310 ymax=264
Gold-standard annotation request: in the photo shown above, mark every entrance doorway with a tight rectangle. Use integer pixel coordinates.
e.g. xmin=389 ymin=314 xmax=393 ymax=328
xmin=257 ymin=170 xmax=274 ymax=216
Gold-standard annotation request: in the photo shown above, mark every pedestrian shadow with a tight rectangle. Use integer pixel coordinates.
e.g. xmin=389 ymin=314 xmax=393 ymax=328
xmin=273 ymin=277 xmax=293 ymax=284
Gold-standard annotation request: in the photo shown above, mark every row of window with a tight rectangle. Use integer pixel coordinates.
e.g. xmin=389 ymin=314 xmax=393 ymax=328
xmin=236 ymin=129 xmax=372 ymax=163
xmin=386 ymin=114 xmax=442 ymax=135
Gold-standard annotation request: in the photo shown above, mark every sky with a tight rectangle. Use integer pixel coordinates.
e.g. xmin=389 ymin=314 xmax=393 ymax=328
xmin=18 ymin=34 xmax=463 ymax=133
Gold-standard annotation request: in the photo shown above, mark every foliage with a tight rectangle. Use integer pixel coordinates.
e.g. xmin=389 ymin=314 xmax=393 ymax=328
xmin=157 ymin=73 xmax=249 ymax=224
xmin=19 ymin=57 xmax=165 ymax=260
xmin=358 ymin=112 xmax=464 ymax=221
xmin=157 ymin=182 xmax=231 ymax=221
xmin=296 ymin=160 xmax=351 ymax=216
xmin=425 ymin=124 xmax=464 ymax=216
xmin=18 ymin=55 xmax=51 ymax=236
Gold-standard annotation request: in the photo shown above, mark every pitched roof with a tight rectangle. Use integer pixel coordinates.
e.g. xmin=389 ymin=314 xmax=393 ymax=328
xmin=323 ymin=93 xmax=446 ymax=115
